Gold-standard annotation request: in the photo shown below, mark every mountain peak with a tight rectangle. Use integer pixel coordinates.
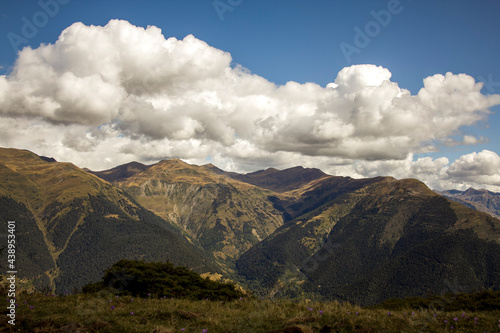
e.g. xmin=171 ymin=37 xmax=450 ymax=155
xmin=229 ymin=165 xmax=328 ymax=192
xmin=463 ymin=187 xmax=499 ymax=196
xmin=243 ymin=167 xmax=280 ymax=177
xmin=438 ymin=187 xmax=500 ymax=219
xmin=202 ymin=163 xmax=226 ymax=175
xmin=88 ymin=161 xmax=150 ymax=182
xmin=157 ymin=159 xmax=191 ymax=167
xmin=464 ymin=187 xmax=482 ymax=194
xmin=39 ymin=156 xmax=57 ymax=163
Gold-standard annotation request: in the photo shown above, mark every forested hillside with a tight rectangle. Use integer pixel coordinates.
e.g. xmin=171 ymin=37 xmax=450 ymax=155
xmin=0 ymin=148 xmax=218 ymax=293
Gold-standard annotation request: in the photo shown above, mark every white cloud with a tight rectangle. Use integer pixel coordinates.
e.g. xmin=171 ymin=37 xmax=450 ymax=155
xmin=1 ymin=19 xmax=500 ymax=191
xmin=445 ymin=150 xmax=500 ymax=187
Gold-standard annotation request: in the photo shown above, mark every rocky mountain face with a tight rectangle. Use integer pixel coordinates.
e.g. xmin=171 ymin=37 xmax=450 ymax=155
xmin=437 ymin=188 xmax=500 ymax=219
xmin=104 ymin=159 xmax=285 ymax=265
xmin=2 ymin=147 xmax=499 ymax=305
xmin=100 ymin=160 xmax=386 ymax=266
xmin=0 ymin=148 xmax=217 ymax=293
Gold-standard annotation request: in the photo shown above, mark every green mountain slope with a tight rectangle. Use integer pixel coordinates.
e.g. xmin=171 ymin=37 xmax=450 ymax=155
xmin=210 ymin=165 xmax=384 ymax=221
xmin=0 ymin=148 xmax=217 ymax=293
xmin=104 ymin=160 xmax=284 ymax=264
xmin=0 ymin=196 xmax=54 ymax=290
xmin=5 ymin=147 xmax=498 ymax=304
xmin=237 ymin=177 xmax=500 ymax=305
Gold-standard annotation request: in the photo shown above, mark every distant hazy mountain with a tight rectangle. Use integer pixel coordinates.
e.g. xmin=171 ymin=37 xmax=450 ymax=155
xmin=0 ymin=148 xmax=217 ymax=293
xmin=437 ymin=188 xmax=500 ymax=219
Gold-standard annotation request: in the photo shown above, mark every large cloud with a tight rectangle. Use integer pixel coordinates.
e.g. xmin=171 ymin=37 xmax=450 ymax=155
xmin=1 ymin=19 xmax=500 ymax=191
xmin=445 ymin=150 xmax=500 ymax=187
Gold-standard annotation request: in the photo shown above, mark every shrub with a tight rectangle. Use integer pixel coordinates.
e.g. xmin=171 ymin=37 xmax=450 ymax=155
xmin=83 ymin=259 xmax=244 ymax=301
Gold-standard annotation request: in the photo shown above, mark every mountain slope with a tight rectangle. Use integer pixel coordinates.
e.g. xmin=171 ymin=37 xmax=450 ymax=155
xmin=0 ymin=148 xmax=217 ymax=293
xmin=265 ymin=174 xmax=387 ymax=222
xmin=89 ymin=161 xmax=150 ymax=182
xmin=237 ymin=177 xmax=500 ymax=305
xmin=97 ymin=161 xmax=382 ymax=264
xmin=437 ymin=188 xmax=500 ymax=219
xmin=206 ymin=164 xmax=385 ymax=221
xmin=104 ymin=159 xmax=285 ymax=263
xmin=7 ymin=148 xmax=498 ymax=303
xmin=220 ymin=166 xmax=329 ymax=193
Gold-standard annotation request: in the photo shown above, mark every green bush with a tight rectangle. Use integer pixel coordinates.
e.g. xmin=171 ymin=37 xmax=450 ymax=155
xmin=83 ymin=259 xmax=244 ymax=301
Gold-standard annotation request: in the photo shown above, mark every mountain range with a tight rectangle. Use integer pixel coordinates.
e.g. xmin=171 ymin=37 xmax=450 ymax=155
xmin=437 ymin=188 xmax=500 ymax=219
xmin=1 ymin=147 xmax=499 ymax=305
xmin=0 ymin=148 xmax=217 ymax=293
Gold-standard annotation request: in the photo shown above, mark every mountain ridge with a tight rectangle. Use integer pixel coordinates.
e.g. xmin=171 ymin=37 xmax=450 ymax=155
xmin=2 ymin=147 xmax=499 ymax=305
xmin=0 ymin=148 xmax=219 ymax=292
xmin=89 ymin=161 xmax=150 ymax=182
xmin=437 ymin=187 xmax=500 ymax=219
xmin=236 ymin=176 xmax=500 ymax=305
xmin=97 ymin=158 xmax=285 ymax=264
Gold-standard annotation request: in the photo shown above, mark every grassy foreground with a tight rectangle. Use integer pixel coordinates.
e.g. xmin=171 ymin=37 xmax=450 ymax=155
xmin=2 ymin=292 xmax=500 ymax=332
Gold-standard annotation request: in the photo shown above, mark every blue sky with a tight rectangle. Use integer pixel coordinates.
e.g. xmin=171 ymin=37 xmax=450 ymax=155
xmin=1 ymin=0 xmax=499 ymax=190
xmin=2 ymin=1 xmax=500 ymax=91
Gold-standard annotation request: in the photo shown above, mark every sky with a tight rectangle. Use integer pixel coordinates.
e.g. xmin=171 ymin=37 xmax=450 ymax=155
xmin=0 ymin=0 xmax=500 ymax=191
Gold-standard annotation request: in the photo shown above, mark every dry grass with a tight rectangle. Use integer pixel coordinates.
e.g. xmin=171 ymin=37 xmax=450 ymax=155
xmin=5 ymin=292 xmax=500 ymax=332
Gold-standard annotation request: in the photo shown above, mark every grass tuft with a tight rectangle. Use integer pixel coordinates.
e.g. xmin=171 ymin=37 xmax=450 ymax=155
xmin=5 ymin=291 xmax=500 ymax=332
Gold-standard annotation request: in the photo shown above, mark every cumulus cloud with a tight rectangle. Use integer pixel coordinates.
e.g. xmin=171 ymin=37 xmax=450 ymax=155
xmin=1 ymin=19 xmax=500 ymax=191
xmin=445 ymin=150 xmax=500 ymax=187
